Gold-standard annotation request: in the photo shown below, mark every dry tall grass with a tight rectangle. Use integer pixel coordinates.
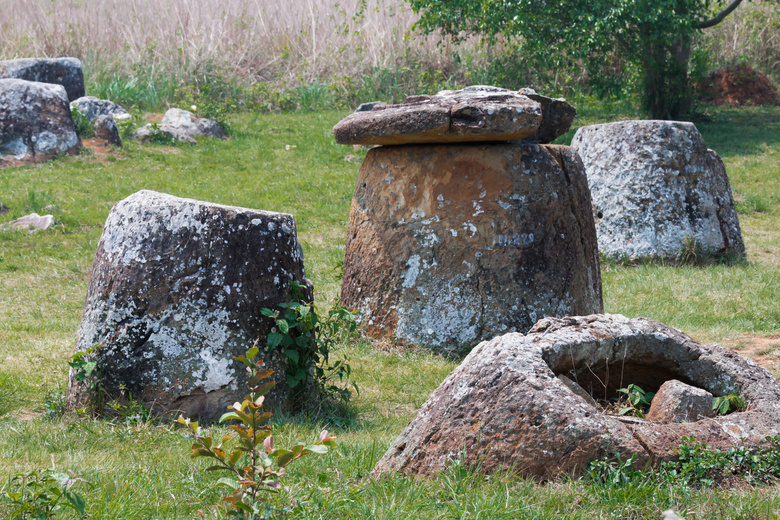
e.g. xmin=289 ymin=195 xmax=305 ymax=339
xmin=0 ymin=0 xmax=457 ymax=85
xmin=700 ymin=0 xmax=780 ymax=84
xmin=1 ymin=0 xmax=776 ymax=109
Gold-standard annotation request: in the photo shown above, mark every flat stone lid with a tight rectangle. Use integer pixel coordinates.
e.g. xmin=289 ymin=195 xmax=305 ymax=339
xmin=333 ymin=86 xmax=543 ymax=145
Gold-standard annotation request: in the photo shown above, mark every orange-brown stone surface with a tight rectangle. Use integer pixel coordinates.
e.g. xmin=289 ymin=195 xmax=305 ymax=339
xmin=340 ymin=142 xmax=602 ymax=351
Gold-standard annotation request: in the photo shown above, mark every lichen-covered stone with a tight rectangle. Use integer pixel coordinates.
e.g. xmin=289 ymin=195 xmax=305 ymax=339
xmin=372 ymin=314 xmax=780 ymax=480
xmin=340 ymin=142 xmax=602 ymax=351
xmin=333 ymin=86 xmax=543 ymax=145
xmin=1 ymin=79 xmax=81 ymax=167
xmin=646 ymin=379 xmax=714 ymax=423
xmin=132 ymin=108 xmax=226 ymax=144
xmin=67 ymin=190 xmax=311 ymax=420
xmin=0 ymin=57 xmax=85 ymax=101
xmin=70 ymin=96 xmax=131 ymax=122
xmin=571 ymin=120 xmax=745 ymax=260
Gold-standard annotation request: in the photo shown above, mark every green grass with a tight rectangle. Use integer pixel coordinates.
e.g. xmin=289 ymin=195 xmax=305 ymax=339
xmin=1 ymin=105 xmax=780 ymax=518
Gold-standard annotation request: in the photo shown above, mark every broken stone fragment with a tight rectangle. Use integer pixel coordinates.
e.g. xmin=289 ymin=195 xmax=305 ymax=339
xmin=646 ymin=379 xmax=715 ymax=423
xmin=518 ymin=88 xmax=577 ymax=144
xmin=66 ymin=190 xmax=311 ymax=420
xmin=372 ymin=314 xmax=780 ymax=480
xmin=0 ymin=79 xmax=81 ymax=167
xmin=333 ymin=86 xmax=543 ymax=145
xmin=355 ymin=101 xmax=386 ymax=112
xmin=340 ymin=142 xmax=602 ymax=351
xmin=70 ymin=96 xmax=131 ymax=122
xmin=93 ymin=115 xmax=122 ymax=146
xmin=132 ymin=108 xmax=226 ymax=144
xmin=0 ymin=57 xmax=85 ymax=101
xmin=571 ymin=120 xmax=745 ymax=261
xmin=1 ymin=213 xmax=55 ymax=232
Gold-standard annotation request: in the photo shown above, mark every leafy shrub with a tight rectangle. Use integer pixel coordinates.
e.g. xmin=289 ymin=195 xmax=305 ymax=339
xmin=260 ymin=280 xmax=358 ymax=408
xmin=70 ymin=106 xmax=94 ymax=139
xmin=1 ymin=469 xmax=89 ymax=519
xmin=177 ymin=345 xmax=335 ymax=519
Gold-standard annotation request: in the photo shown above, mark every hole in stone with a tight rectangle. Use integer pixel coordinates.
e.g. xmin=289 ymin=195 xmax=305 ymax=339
xmin=596 ymin=211 xmax=603 ymax=219
xmin=541 ymin=340 xmax=722 ymax=420
xmin=557 ymin=361 xmax=698 ymax=403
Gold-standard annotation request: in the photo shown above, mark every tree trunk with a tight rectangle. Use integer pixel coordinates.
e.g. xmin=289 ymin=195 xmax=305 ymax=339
xmin=642 ymin=36 xmax=692 ymax=119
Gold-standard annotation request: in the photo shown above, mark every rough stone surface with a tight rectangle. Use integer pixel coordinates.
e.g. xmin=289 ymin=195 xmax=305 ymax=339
xmin=0 ymin=79 xmax=81 ymax=166
xmin=333 ymin=86 xmax=543 ymax=145
xmin=571 ymin=120 xmax=745 ymax=260
xmin=132 ymin=108 xmax=226 ymax=143
xmin=646 ymin=379 xmax=714 ymax=423
xmin=70 ymin=96 xmax=131 ymax=122
xmin=372 ymin=314 xmax=780 ymax=480
xmin=0 ymin=57 xmax=85 ymax=101
xmin=66 ymin=190 xmax=311 ymax=420
xmin=519 ymin=88 xmax=577 ymax=144
xmin=93 ymin=115 xmax=122 ymax=146
xmin=1 ymin=213 xmax=55 ymax=232
xmin=340 ymin=142 xmax=602 ymax=351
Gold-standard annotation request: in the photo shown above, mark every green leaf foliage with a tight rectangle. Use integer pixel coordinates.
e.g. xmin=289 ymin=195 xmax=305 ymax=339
xmin=258 ymin=280 xmax=360 ymax=409
xmin=408 ymin=0 xmax=746 ymax=118
xmin=177 ymin=346 xmax=334 ymax=518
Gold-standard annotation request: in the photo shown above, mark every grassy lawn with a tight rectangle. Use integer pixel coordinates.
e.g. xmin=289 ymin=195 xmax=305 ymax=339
xmin=1 ymin=105 xmax=779 ymax=519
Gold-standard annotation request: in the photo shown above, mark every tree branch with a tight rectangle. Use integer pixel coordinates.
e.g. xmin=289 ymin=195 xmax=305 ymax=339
xmin=696 ymin=0 xmax=744 ymax=29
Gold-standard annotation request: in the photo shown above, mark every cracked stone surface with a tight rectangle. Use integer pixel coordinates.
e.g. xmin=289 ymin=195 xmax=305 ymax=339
xmin=333 ymin=86 xmax=544 ymax=145
xmin=571 ymin=120 xmax=745 ymax=261
xmin=0 ymin=57 xmax=85 ymax=101
xmin=1 ymin=79 xmax=81 ymax=167
xmin=372 ymin=314 xmax=780 ymax=479
xmin=66 ymin=190 xmax=311 ymax=419
xmin=340 ymin=142 xmax=602 ymax=351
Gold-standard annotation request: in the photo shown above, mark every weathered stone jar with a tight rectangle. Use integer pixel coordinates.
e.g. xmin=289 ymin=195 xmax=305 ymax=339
xmin=67 ymin=190 xmax=312 ymax=419
xmin=335 ymin=86 xmax=602 ymax=351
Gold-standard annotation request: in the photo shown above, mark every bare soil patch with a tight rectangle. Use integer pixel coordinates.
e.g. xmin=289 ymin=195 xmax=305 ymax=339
xmin=697 ymin=65 xmax=778 ymax=106
xmin=81 ymin=138 xmax=122 ymax=164
xmin=726 ymin=335 xmax=780 ymax=372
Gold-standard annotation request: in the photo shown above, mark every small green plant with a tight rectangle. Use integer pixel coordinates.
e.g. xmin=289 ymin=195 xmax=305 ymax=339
xmin=260 ymin=281 xmax=358 ymax=406
xmin=712 ymin=394 xmax=746 ymax=416
xmin=661 ymin=436 xmax=780 ymax=486
xmin=67 ymin=344 xmax=102 ymax=413
xmin=617 ymin=384 xmax=655 ymax=418
xmin=70 ymin=106 xmax=94 ymax=139
xmin=177 ymin=345 xmax=335 ymax=519
xmin=1 ymin=469 xmax=89 ymax=519
xmin=586 ymin=452 xmax=644 ymax=486
xmin=41 ymin=390 xmax=66 ymax=420
xmin=146 ymin=123 xmax=178 ymax=145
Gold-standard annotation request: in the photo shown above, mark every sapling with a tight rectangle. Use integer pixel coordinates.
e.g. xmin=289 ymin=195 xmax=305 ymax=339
xmin=178 ymin=345 xmax=335 ymax=519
